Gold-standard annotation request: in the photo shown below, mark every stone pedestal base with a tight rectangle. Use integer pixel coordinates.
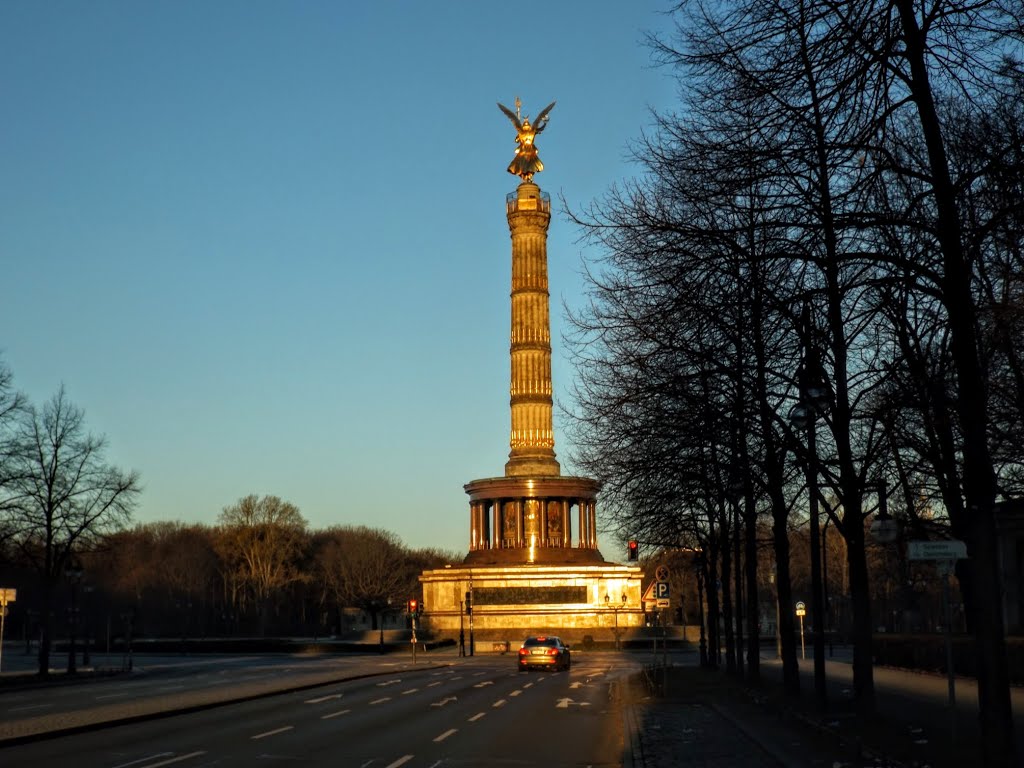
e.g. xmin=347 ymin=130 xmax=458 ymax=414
xmin=418 ymin=562 xmax=644 ymax=647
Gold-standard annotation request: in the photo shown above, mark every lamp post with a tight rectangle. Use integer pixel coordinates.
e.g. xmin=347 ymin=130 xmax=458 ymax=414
xmin=82 ymin=585 xmax=94 ymax=666
xmin=605 ymin=592 xmax=627 ymax=650
xmin=65 ymin=561 xmax=83 ymax=675
xmin=789 ymin=302 xmax=829 ymax=709
xmin=695 ymin=556 xmax=708 ymax=667
xmin=468 ymin=573 xmax=475 ymax=657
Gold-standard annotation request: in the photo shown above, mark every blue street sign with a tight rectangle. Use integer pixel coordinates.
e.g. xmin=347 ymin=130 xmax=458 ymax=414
xmin=654 ymin=581 xmax=670 ymax=599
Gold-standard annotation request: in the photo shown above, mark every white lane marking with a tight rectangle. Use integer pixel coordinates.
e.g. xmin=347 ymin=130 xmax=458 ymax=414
xmin=133 ymin=752 xmax=207 ymax=768
xmin=449 ymin=675 xmax=462 ymax=681
xmin=492 ymin=699 xmax=507 ymax=708
xmin=468 ymin=712 xmax=486 ymax=722
xmin=427 ymin=681 xmax=441 ymax=687
xmin=428 ymin=762 xmax=443 ymax=768
xmin=431 ymin=696 xmax=458 ymax=707
xmin=473 ymin=680 xmax=493 ymax=688
xmin=8 ymin=703 xmax=52 ymax=712
xmin=383 ymin=756 xmax=414 ymax=768
xmin=522 ymin=682 xmax=533 ymax=689
xmin=321 ymin=709 xmax=351 ymax=719
xmin=472 ymin=671 xmax=486 ymax=676
xmin=570 ymin=682 xmax=583 ymax=689
xmin=370 ymin=697 xmax=391 ymax=705
xmin=433 ymin=728 xmax=457 ymax=743
xmin=251 ymin=725 xmax=294 ymax=739
xmin=96 ymin=692 xmax=131 ymax=700
xmin=377 ymin=678 xmax=402 ymax=687
xmin=111 ymin=753 xmax=173 ymax=768
xmin=305 ymin=693 xmax=343 ymax=704
xmin=509 ymin=690 xmax=522 ymax=697
xmin=401 ymin=688 xmax=419 ymax=695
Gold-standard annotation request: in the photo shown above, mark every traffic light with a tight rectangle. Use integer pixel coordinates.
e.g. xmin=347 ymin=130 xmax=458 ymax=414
xmin=465 ymin=591 xmax=472 ymax=615
xmin=627 ymin=540 xmax=639 ymax=561
xmin=408 ymin=598 xmax=418 ymax=614
xmin=418 ymin=601 xmax=425 ymax=616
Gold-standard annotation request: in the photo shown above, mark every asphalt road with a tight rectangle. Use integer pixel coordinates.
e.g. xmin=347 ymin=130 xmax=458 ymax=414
xmin=0 ymin=653 xmax=644 ymax=768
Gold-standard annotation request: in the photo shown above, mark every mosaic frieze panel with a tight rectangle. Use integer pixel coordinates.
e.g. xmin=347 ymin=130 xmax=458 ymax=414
xmin=474 ymin=586 xmax=587 ymax=605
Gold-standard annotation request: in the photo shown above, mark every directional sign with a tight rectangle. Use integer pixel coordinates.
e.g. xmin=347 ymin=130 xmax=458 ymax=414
xmin=908 ymin=540 xmax=967 ymax=561
xmin=654 ymin=581 xmax=670 ymax=600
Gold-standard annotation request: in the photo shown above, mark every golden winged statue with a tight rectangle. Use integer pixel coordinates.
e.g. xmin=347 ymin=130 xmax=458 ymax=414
xmin=498 ymin=97 xmax=556 ymax=181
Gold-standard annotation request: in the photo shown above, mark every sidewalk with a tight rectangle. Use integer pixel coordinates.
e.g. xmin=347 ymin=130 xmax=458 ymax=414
xmin=628 ymin=652 xmax=1023 ymax=768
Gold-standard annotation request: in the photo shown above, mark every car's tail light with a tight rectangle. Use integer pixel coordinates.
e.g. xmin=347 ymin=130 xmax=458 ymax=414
xmin=548 ymin=648 xmax=559 ymax=656
xmin=519 ymin=648 xmax=529 ymax=656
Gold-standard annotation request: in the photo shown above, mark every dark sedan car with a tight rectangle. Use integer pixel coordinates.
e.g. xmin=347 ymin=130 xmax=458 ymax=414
xmin=517 ymin=635 xmax=571 ymax=672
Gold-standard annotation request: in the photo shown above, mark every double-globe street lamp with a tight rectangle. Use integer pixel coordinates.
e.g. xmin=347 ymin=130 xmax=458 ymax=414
xmin=604 ymin=592 xmax=627 ymax=649
xmin=788 ymin=302 xmax=829 ymax=708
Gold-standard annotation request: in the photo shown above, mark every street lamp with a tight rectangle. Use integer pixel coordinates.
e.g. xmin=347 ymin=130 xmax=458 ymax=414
xmin=789 ymin=302 xmax=829 ymax=709
xmin=65 ymin=561 xmax=84 ymax=674
xmin=604 ymin=592 xmax=627 ymax=650
xmin=695 ymin=554 xmax=708 ymax=667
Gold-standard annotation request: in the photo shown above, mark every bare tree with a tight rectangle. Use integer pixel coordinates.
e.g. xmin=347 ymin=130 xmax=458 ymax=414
xmin=216 ymin=495 xmax=307 ymax=635
xmin=313 ymin=526 xmax=417 ymax=632
xmin=7 ymin=386 xmax=140 ymax=674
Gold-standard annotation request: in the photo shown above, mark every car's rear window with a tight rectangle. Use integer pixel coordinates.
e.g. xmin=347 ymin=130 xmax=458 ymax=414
xmin=523 ymin=637 xmax=559 ymax=647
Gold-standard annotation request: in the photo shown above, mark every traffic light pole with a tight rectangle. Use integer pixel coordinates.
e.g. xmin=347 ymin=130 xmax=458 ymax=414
xmin=468 ymin=577 xmax=475 ymax=657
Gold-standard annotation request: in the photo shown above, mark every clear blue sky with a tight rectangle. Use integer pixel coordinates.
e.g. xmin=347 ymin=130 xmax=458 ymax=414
xmin=0 ymin=2 xmax=678 ymax=558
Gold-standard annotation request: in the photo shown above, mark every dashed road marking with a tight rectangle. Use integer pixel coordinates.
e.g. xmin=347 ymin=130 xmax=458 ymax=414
xmin=370 ymin=697 xmax=391 ymax=705
xmin=321 ymin=709 xmax=351 ymax=719
xmin=492 ymin=699 xmax=507 ymax=708
xmin=510 ymin=690 xmax=522 ymax=697
xmin=468 ymin=712 xmax=486 ymax=722
xmin=401 ymin=688 xmax=419 ymax=695
xmin=131 ymin=752 xmax=206 ymax=768
xmin=427 ymin=681 xmax=441 ymax=687
xmin=377 ymin=679 xmax=402 ymax=687
xmin=305 ymin=693 xmax=343 ymax=703
xmin=433 ymin=728 xmax=458 ymax=742
xmin=383 ymin=756 xmax=414 ymax=768
xmin=111 ymin=753 xmax=173 ymax=768
xmin=252 ymin=725 xmax=294 ymax=739
xmin=473 ymin=680 xmax=494 ymax=688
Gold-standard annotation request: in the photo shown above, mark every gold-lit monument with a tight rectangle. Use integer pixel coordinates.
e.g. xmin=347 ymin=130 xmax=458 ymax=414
xmin=420 ymin=99 xmax=642 ymax=647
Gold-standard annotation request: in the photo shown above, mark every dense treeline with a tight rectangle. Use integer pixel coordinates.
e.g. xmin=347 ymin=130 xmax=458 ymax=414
xmin=564 ymin=2 xmax=1022 ymax=765
xmin=0 ymin=362 xmax=457 ymax=673
xmin=1 ymin=507 xmax=457 ymax=654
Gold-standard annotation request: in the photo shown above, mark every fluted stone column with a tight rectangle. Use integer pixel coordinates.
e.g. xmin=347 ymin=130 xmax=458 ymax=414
xmin=505 ymin=182 xmax=560 ymax=478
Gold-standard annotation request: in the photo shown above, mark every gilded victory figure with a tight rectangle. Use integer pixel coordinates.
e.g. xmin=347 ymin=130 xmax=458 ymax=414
xmin=498 ymin=97 xmax=556 ymax=181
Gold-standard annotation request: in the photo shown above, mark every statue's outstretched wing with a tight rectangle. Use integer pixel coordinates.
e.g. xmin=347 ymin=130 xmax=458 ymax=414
xmin=533 ymin=101 xmax=556 ymax=133
xmin=497 ymin=102 xmax=522 ymax=131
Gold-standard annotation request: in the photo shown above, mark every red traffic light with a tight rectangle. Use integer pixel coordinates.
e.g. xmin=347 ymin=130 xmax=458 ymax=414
xmin=408 ymin=599 xmax=418 ymax=614
xmin=627 ymin=540 xmax=639 ymax=561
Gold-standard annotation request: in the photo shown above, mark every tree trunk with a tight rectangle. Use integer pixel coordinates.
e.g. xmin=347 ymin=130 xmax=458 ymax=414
xmin=894 ymin=2 xmax=1016 ymax=763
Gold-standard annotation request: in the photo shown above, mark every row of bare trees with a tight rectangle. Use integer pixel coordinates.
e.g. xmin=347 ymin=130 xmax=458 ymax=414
xmin=2 ymin=498 xmax=457 ymax=671
xmin=0 ymin=363 xmax=141 ymax=676
xmin=565 ymin=2 xmax=1022 ymax=764
xmin=0 ymin=360 xmax=457 ymax=675
xmin=92 ymin=510 xmax=454 ymax=640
